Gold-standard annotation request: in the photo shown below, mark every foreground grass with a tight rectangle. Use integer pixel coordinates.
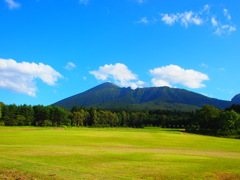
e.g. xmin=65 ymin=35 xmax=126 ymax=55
xmin=0 ymin=127 xmax=240 ymax=180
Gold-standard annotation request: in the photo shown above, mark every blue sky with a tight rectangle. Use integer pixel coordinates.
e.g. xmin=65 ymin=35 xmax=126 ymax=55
xmin=0 ymin=0 xmax=240 ymax=105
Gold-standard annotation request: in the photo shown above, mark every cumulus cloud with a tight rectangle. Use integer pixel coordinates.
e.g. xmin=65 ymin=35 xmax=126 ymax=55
xmin=65 ymin=62 xmax=76 ymax=70
xmin=150 ymin=65 xmax=209 ymax=89
xmin=89 ymin=63 xmax=145 ymax=89
xmin=5 ymin=0 xmax=20 ymax=10
xmin=0 ymin=58 xmax=63 ymax=96
xmin=159 ymin=5 xmax=237 ymax=35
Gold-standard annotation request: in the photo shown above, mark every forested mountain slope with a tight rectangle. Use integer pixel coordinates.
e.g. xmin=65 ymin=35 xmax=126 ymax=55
xmin=53 ymin=82 xmax=235 ymax=111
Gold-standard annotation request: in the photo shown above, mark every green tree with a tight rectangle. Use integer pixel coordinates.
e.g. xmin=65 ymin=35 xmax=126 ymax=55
xmin=0 ymin=102 xmax=4 ymax=119
xmin=16 ymin=115 xmax=26 ymax=126
xmin=111 ymin=112 xmax=120 ymax=127
xmin=18 ymin=104 xmax=34 ymax=125
xmin=8 ymin=104 xmax=18 ymax=119
xmin=88 ymin=107 xmax=98 ymax=126
xmin=160 ymin=114 xmax=168 ymax=127
xmin=218 ymin=110 xmax=240 ymax=135
xmin=121 ymin=111 xmax=130 ymax=127
xmin=195 ymin=105 xmax=221 ymax=131
xmin=2 ymin=104 xmax=18 ymax=126
xmin=96 ymin=111 xmax=119 ymax=127
xmin=33 ymin=105 xmax=50 ymax=126
xmin=72 ymin=110 xmax=87 ymax=126
xmin=42 ymin=120 xmax=52 ymax=126
xmin=71 ymin=105 xmax=80 ymax=113
xmin=226 ymin=104 xmax=240 ymax=114
xmin=49 ymin=106 xmax=69 ymax=126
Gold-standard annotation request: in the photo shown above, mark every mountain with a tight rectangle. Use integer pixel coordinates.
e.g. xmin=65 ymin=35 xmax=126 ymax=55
xmin=53 ymin=82 xmax=236 ymax=111
xmin=232 ymin=94 xmax=240 ymax=104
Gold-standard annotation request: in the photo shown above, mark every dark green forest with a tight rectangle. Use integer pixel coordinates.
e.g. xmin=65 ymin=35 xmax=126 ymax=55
xmin=53 ymin=82 xmax=234 ymax=111
xmin=0 ymin=102 xmax=240 ymax=137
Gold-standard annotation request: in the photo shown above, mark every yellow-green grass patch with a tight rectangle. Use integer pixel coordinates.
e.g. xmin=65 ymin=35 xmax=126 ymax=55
xmin=0 ymin=126 xmax=240 ymax=179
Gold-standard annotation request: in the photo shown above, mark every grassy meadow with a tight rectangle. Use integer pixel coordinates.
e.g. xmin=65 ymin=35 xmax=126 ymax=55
xmin=0 ymin=127 xmax=240 ymax=180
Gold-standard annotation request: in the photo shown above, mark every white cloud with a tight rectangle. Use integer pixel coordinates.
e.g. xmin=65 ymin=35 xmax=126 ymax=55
xmin=0 ymin=58 xmax=63 ymax=96
xmin=136 ymin=80 xmax=145 ymax=86
xmin=151 ymin=79 xmax=171 ymax=87
xmin=79 ymin=0 xmax=89 ymax=5
xmin=214 ymin=24 xmax=236 ymax=35
xmin=65 ymin=62 xmax=76 ymax=70
xmin=161 ymin=14 xmax=178 ymax=25
xmin=200 ymin=4 xmax=211 ymax=14
xmin=150 ymin=65 xmax=209 ymax=89
xmin=223 ymin=9 xmax=231 ymax=20
xmin=137 ymin=17 xmax=149 ymax=24
xmin=210 ymin=8 xmax=236 ymax=35
xmin=161 ymin=11 xmax=203 ymax=28
xmin=211 ymin=17 xmax=218 ymax=27
xmin=180 ymin=11 xmax=203 ymax=27
xmin=159 ymin=4 xmax=237 ymax=36
xmin=5 ymin=0 xmax=20 ymax=10
xmin=90 ymin=63 xmax=144 ymax=89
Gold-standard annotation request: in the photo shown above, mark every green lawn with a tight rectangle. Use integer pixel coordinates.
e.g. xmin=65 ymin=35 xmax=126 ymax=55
xmin=0 ymin=126 xmax=240 ymax=180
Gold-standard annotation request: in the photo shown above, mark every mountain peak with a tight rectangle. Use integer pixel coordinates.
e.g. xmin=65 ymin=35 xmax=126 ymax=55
xmin=91 ymin=82 xmax=119 ymax=90
xmin=231 ymin=94 xmax=240 ymax=104
xmin=100 ymin=82 xmax=119 ymax=87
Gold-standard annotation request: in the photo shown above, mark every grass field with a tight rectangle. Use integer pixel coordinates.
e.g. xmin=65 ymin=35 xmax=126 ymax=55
xmin=0 ymin=127 xmax=240 ymax=180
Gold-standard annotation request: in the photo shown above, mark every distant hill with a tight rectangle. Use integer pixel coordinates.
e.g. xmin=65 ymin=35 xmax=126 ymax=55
xmin=232 ymin=94 xmax=240 ymax=104
xmin=53 ymin=82 xmax=237 ymax=111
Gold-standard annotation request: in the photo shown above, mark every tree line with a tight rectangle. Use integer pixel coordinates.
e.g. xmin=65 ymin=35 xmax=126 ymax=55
xmin=0 ymin=102 xmax=240 ymax=136
xmin=0 ymin=103 xmax=193 ymax=128
xmin=188 ymin=105 xmax=240 ymax=136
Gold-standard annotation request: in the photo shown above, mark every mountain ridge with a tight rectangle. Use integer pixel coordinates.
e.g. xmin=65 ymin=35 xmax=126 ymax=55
xmin=232 ymin=94 xmax=240 ymax=104
xmin=53 ymin=82 xmax=237 ymax=111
